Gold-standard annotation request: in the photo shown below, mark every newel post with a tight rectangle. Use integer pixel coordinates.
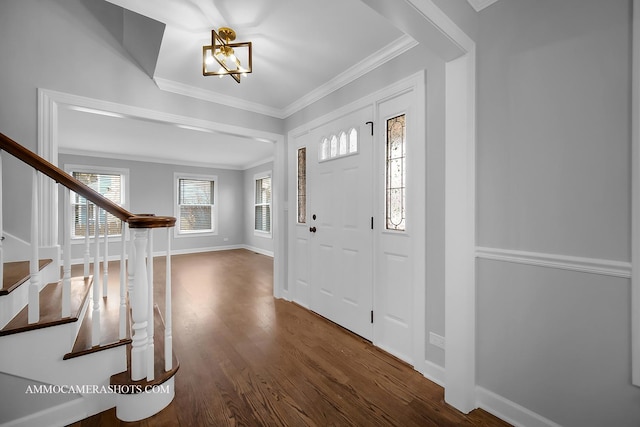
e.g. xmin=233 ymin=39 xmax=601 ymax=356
xmin=127 ymin=214 xmax=175 ymax=382
xmin=130 ymin=227 xmax=149 ymax=381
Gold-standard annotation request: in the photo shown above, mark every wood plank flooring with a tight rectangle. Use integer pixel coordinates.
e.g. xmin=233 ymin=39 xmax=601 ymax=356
xmin=70 ymin=249 xmax=510 ymax=426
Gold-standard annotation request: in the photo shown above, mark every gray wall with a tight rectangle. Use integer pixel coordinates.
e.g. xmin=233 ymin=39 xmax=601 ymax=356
xmin=476 ymin=0 xmax=640 ymax=425
xmin=59 ymin=154 xmax=245 ymax=258
xmin=243 ymin=161 xmax=275 ymax=255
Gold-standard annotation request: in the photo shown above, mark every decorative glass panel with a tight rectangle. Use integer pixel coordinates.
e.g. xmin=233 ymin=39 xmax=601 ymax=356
xmin=330 ymin=135 xmax=338 ymax=158
xmin=339 ymin=132 xmax=347 ymax=155
xmin=72 ymin=172 xmax=123 ymax=237
xmin=320 ymin=138 xmax=329 ymax=160
xmin=297 ymin=147 xmax=307 ymax=223
xmin=349 ymin=128 xmax=358 ymax=153
xmin=385 ymin=114 xmax=406 ymax=231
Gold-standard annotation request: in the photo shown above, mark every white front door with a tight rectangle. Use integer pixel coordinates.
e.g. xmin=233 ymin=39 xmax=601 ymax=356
xmin=307 ymin=105 xmax=373 ymax=340
xmin=289 ymin=76 xmax=424 ymax=367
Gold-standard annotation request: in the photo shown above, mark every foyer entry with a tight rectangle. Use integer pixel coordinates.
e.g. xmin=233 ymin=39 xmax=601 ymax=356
xmin=289 ymin=79 xmax=423 ymax=367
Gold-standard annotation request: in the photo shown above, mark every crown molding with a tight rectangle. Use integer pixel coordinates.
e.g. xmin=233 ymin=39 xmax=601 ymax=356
xmin=281 ymin=34 xmax=418 ymax=117
xmin=153 ymin=77 xmax=284 ymax=118
xmin=467 ymin=0 xmax=500 ymax=12
xmin=153 ymin=34 xmax=418 ymax=120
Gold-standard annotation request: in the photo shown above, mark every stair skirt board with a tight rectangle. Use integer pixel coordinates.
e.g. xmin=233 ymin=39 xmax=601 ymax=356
xmin=0 ymin=372 xmax=87 ymax=427
xmin=114 ymin=377 xmax=175 ymax=422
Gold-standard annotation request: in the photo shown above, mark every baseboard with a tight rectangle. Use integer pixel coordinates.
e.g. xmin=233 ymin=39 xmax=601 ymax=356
xmin=476 ymin=387 xmax=562 ymax=427
xmin=242 ymin=245 xmax=274 ymax=257
xmin=421 ymin=359 xmax=445 ymax=388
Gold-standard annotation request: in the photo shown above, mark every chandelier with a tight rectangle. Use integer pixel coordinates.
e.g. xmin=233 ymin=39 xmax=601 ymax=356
xmin=202 ymin=27 xmax=252 ymax=83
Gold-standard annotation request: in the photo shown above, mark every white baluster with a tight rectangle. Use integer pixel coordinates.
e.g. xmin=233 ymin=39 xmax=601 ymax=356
xmin=92 ymin=205 xmax=101 ymax=346
xmin=28 ymin=170 xmax=40 ymax=324
xmin=147 ymin=229 xmax=155 ymax=381
xmin=0 ymin=152 xmax=4 ymax=290
xmin=165 ymin=228 xmax=172 ymax=371
xmin=103 ymin=210 xmax=109 ymax=297
xmin=127 ymin=230 xmax=135 ymax=297
xmin=83 ymin=199 xmax=90 ymax=277
xmin=119 ymin=221 xmax=127 ymax=340
xmin=62 ymin=188 xmax=71 ymax=318
xmin=131 ymin=228 xmax=149 ymax=381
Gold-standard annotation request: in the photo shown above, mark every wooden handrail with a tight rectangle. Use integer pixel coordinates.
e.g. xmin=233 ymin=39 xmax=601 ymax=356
xmin=0 ymin=132 xmax=175 ymax=228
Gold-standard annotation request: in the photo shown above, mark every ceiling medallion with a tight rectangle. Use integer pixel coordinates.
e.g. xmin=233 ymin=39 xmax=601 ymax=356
xmin=202 ymin=27 xmax=252 ymax=83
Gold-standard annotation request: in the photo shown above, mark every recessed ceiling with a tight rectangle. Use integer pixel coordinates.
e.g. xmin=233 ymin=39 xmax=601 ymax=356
xmin=59 ymin=0 xmax=494 ymax=169
xmin=58 ymin=106 xmax=274 ymax=170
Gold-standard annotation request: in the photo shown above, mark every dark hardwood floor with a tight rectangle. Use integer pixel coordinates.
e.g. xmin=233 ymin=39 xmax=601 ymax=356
xmin=70 ymin=249 xmax=510 ymax=426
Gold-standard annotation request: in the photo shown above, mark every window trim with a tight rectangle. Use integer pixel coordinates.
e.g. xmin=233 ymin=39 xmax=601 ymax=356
xmin=174 ymin=172 xmax=218 ymax=238
xmin=64 ymin=164 xmax=129 ymax=241
xmin=254 ymin=171 xmax=272 ymax=238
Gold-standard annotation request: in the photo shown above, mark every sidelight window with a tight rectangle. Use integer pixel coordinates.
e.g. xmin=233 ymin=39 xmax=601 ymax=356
xmin=385 ymin=114 xmax=406 ymax=231
xmin=297 ymin=147 xmax=306 ymax=224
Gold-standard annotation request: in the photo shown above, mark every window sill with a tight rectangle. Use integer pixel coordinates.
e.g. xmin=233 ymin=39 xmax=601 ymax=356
xmin=254 ymin=230 xmax=272 ymax=239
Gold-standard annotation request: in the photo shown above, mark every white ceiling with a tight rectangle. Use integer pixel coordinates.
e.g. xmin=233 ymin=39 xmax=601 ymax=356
xmin=59 ymin=0 xmax=494 ymax=169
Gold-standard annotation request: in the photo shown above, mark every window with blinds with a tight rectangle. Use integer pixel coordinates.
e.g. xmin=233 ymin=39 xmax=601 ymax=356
xmin=70 ymin=169 xmax=126 ymax=238
xmin=255 ymin=175 xmax=271 ymax=235
xmin=177 ymin=177 xmax=215 ymax=234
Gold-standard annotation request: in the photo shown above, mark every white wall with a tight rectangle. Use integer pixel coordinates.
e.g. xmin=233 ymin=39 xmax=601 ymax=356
xmin=243 ymin=161 xmax=275 ymax=256
xmin=476 ymin=0 xmax=640 ymax=425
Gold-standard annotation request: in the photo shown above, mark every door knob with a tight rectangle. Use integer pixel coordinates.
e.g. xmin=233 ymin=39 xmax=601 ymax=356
xmin=309 ymin=226 xmax=317 ymax=233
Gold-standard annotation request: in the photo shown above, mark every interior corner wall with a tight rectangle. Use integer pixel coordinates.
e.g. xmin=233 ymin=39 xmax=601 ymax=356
xmin=476 ymin=0 xmax=640 ymax=425
xmin=243 ymin=161 xmax=275 ymax=256
xmin=58 ymin=153 xmax=245 ymax=258
xmin=0 ymin=0 xmax=283 ymax=243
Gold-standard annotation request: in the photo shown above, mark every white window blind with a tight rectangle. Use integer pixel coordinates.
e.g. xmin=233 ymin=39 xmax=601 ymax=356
xmin=255 ymin=176 xmax=271 ymax=233
xmin=71 ymin=171 xmax=124 ymax=237
xmin=178 ymin=178 xmax=215 ymax=233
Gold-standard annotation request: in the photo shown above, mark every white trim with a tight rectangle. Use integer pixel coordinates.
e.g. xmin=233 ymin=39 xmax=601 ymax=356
xmin=477 ymin=247 xmax=632 ymax=279
xmin=153 ymin=35 xmax=417 ymax=120
xmin=282 ymin=35 xmax=418 ymax=118
xmin=466 ymin=0 xmax=501 ymax=12
xmin=153 ymin=77 xmax=283 ymax=119
xmin=632 ymin=0 xmax=640 ymax=388
xmin=59 ymin=147 xmax=246 ymax=171
xmin=422 ymin=360 xmax=445 ymax=388
xmin=476 ymin=387 xmax=563 ymax=427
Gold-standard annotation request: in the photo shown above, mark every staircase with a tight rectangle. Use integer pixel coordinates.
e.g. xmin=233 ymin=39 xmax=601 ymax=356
xmin=0 ymin=132 xmax=179 ymax=425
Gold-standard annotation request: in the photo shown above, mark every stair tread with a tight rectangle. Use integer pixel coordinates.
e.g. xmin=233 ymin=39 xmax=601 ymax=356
xmin=1 ymin=259 xmax=53 ymax=295
xmin=110 ymin=304 xmax=179 ymax=392
xmin=64 ymin=266 xmax=131 ymax=359
xmin=0 ymin=275 xmax=92 ymax=336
